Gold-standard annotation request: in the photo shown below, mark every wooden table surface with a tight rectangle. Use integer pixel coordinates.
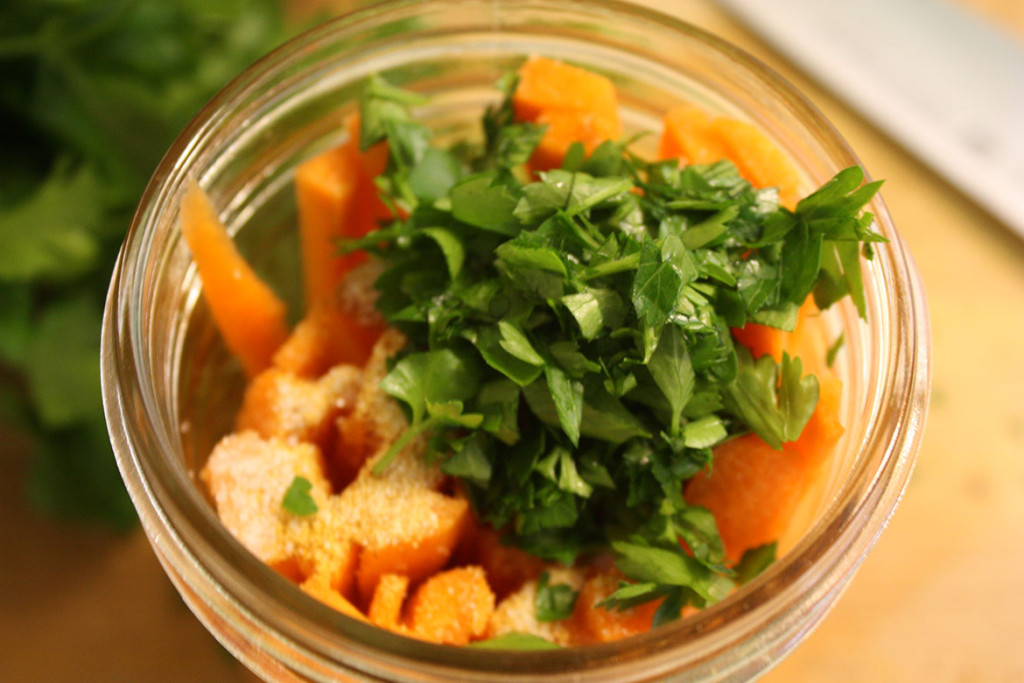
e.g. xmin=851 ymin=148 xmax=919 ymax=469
xmin=2 ymin=1 xmax=1023 ymax=681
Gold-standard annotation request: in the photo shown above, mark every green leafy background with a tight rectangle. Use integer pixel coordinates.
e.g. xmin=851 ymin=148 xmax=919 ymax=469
xmin=0 ymin=0 xmax=306 ymax=529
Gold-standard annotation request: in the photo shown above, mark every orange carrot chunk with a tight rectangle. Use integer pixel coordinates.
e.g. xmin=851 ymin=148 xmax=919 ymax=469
xmin=272 ymin=295 xmax=382 ymax=378
xmin=731 ymin=321 xmax=786 ymax=363
xmin=658 ymin=103 xmax=724 ymax=166
xmin=301 ymin=573 xmax=368 ymax=622
xmin=659 ymin=104 xmax=801 ymax=208
xmin=732 ymin=297 xmax=826 ymax=366
xmin=355 ymin=494 xmax=471 ymax=603
xmin=512 ymin=56 xmax=622 ymax=171
xmin=180 ymin=180 xmax=289 ymax=378
xmin=513 ymin=56 xmax=619 ymax=119
xmin=368 ymin=573 xmax=411 ymax=632
xmin=685 ymin=374 xmax=844 ymax=562
xmin=568 ymin=572 xmax=659 ymax=645
xmin=405 ymin=566 xmax=496 ymax=645
xmin=295 ymin=115 xmax=390 ymax=311
xmin=295 ymin=140 xmax=362 ymax=310
xmin=706 ymin=118 xmax=801 ymax=209
xmin=529 ymin=108 xmax=623 ymax=172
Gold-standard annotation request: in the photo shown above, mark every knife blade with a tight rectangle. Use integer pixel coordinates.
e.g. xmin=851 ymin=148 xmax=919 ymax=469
xmin=718 ymin=0 xmax=1024 ymax=239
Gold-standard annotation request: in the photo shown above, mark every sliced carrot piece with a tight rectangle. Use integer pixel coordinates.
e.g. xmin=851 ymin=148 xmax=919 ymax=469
xmin=355 ymin=494 xmax=471 ymax=603
xmin=272 ymin=296 xmax=382 ymax=378
xmin=568 ymin=571 xmax=659 ymax=645
xmin=529 ymin=108 xmax=623 ymax=172
xmin=685 ymin=374 xmax=844 ymax=562
xmin=455 ymin=520 xmax=546 ymax=599
xmin=295 ymin=133 xmax=363 ymax=310
xmin=659 ymin=104 xmax=801 ymax=208
xmin=295 ymin=530 xmax=362 ymax=604
xmin=300 ymin=573 xmax=368 ymax=622
xmin=731 ymin=321 xmax=786 ymax=363
xmin=368 ymin=573 xmax=410 ymax=632
xmin=513 ymin=56 xmax=619 ymax=119
xmin=295 ymin=115 xmax=391 ymax=311
xmin=706 ymin=118 xmax=801 ymax=209
xmin=405 ymin=566 xmax=495 ymax=645
xmin=732 ymin=297 xmax=826 ymax=366
xmin=658 ymin=103 xmax=724 ymax=166
xmin=180 ymin=180 xmax=289 ymax=378
xmin=512 ymin=56 xmax=622 ymax=171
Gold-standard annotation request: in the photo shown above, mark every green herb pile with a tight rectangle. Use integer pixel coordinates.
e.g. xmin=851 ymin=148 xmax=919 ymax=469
xmin=0 ymin=0 xmax=299 ymax=528
xmin=343 ymin=74 xmax=884 ymax=623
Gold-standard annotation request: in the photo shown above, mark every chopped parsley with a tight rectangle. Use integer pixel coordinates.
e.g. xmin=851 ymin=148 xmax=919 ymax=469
xmin=341 ymin=74 xmax=884 ymax=619
xmin=468 ymin=632 xmax=563 ymax=650
xmin=534 ymin=571 xmax=579 ymax=622
xmin=281 ymin=475 xmax=318 ymax=516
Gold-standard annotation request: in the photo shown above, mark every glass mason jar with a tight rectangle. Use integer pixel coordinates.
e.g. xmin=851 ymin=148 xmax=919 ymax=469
xmin=101 ymin=1 xmax=931 ymax=680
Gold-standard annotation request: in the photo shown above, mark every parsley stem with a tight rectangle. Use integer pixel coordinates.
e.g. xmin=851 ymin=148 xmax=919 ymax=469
xmin=371 ymin=416 xmax=439 ymax=476
xmin=336 ymin=222 xmax=405 ymax=253
xmin=581 ymin=252 xmax=641 ymax=280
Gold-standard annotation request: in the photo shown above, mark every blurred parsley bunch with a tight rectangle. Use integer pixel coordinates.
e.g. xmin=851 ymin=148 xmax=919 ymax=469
xmin=0 ymin=0 xmax=300 ymax=529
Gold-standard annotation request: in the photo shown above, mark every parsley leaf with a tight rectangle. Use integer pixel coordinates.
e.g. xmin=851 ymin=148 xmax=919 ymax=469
xmin=380 ymin=348 xmax=482 ymax=425
xmin=734 ymin=542 xmax=777 ymax=585
xmin=0 ymin=162 xmax=103 ymax=282
xmin=723 ymin=348 xmax=819 ymax=450
xmin=281 ymin=476 xmax=318 ymax=516
xmin=535 ymin=571 xmax=579 ymax=622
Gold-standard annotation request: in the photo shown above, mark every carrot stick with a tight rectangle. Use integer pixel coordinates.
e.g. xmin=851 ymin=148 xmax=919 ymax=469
xmin=295 ymin=115 xmax=390 ymax=311
xmin=180 ymin=180 xmax=289 ymax=378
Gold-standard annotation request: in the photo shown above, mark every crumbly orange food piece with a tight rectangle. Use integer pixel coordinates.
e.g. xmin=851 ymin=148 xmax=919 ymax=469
xmin=234 ymin=365 xmax=360 ymax=453
xmin=337 ymin=446 xmax=470 ymax=604
xmin=368 ymin=573 xmax=410 ymax=632
xmin=200 ymin=431 xmax=331 ymax=571
xmin=404 ymin=566 xmax=496 ymax=645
